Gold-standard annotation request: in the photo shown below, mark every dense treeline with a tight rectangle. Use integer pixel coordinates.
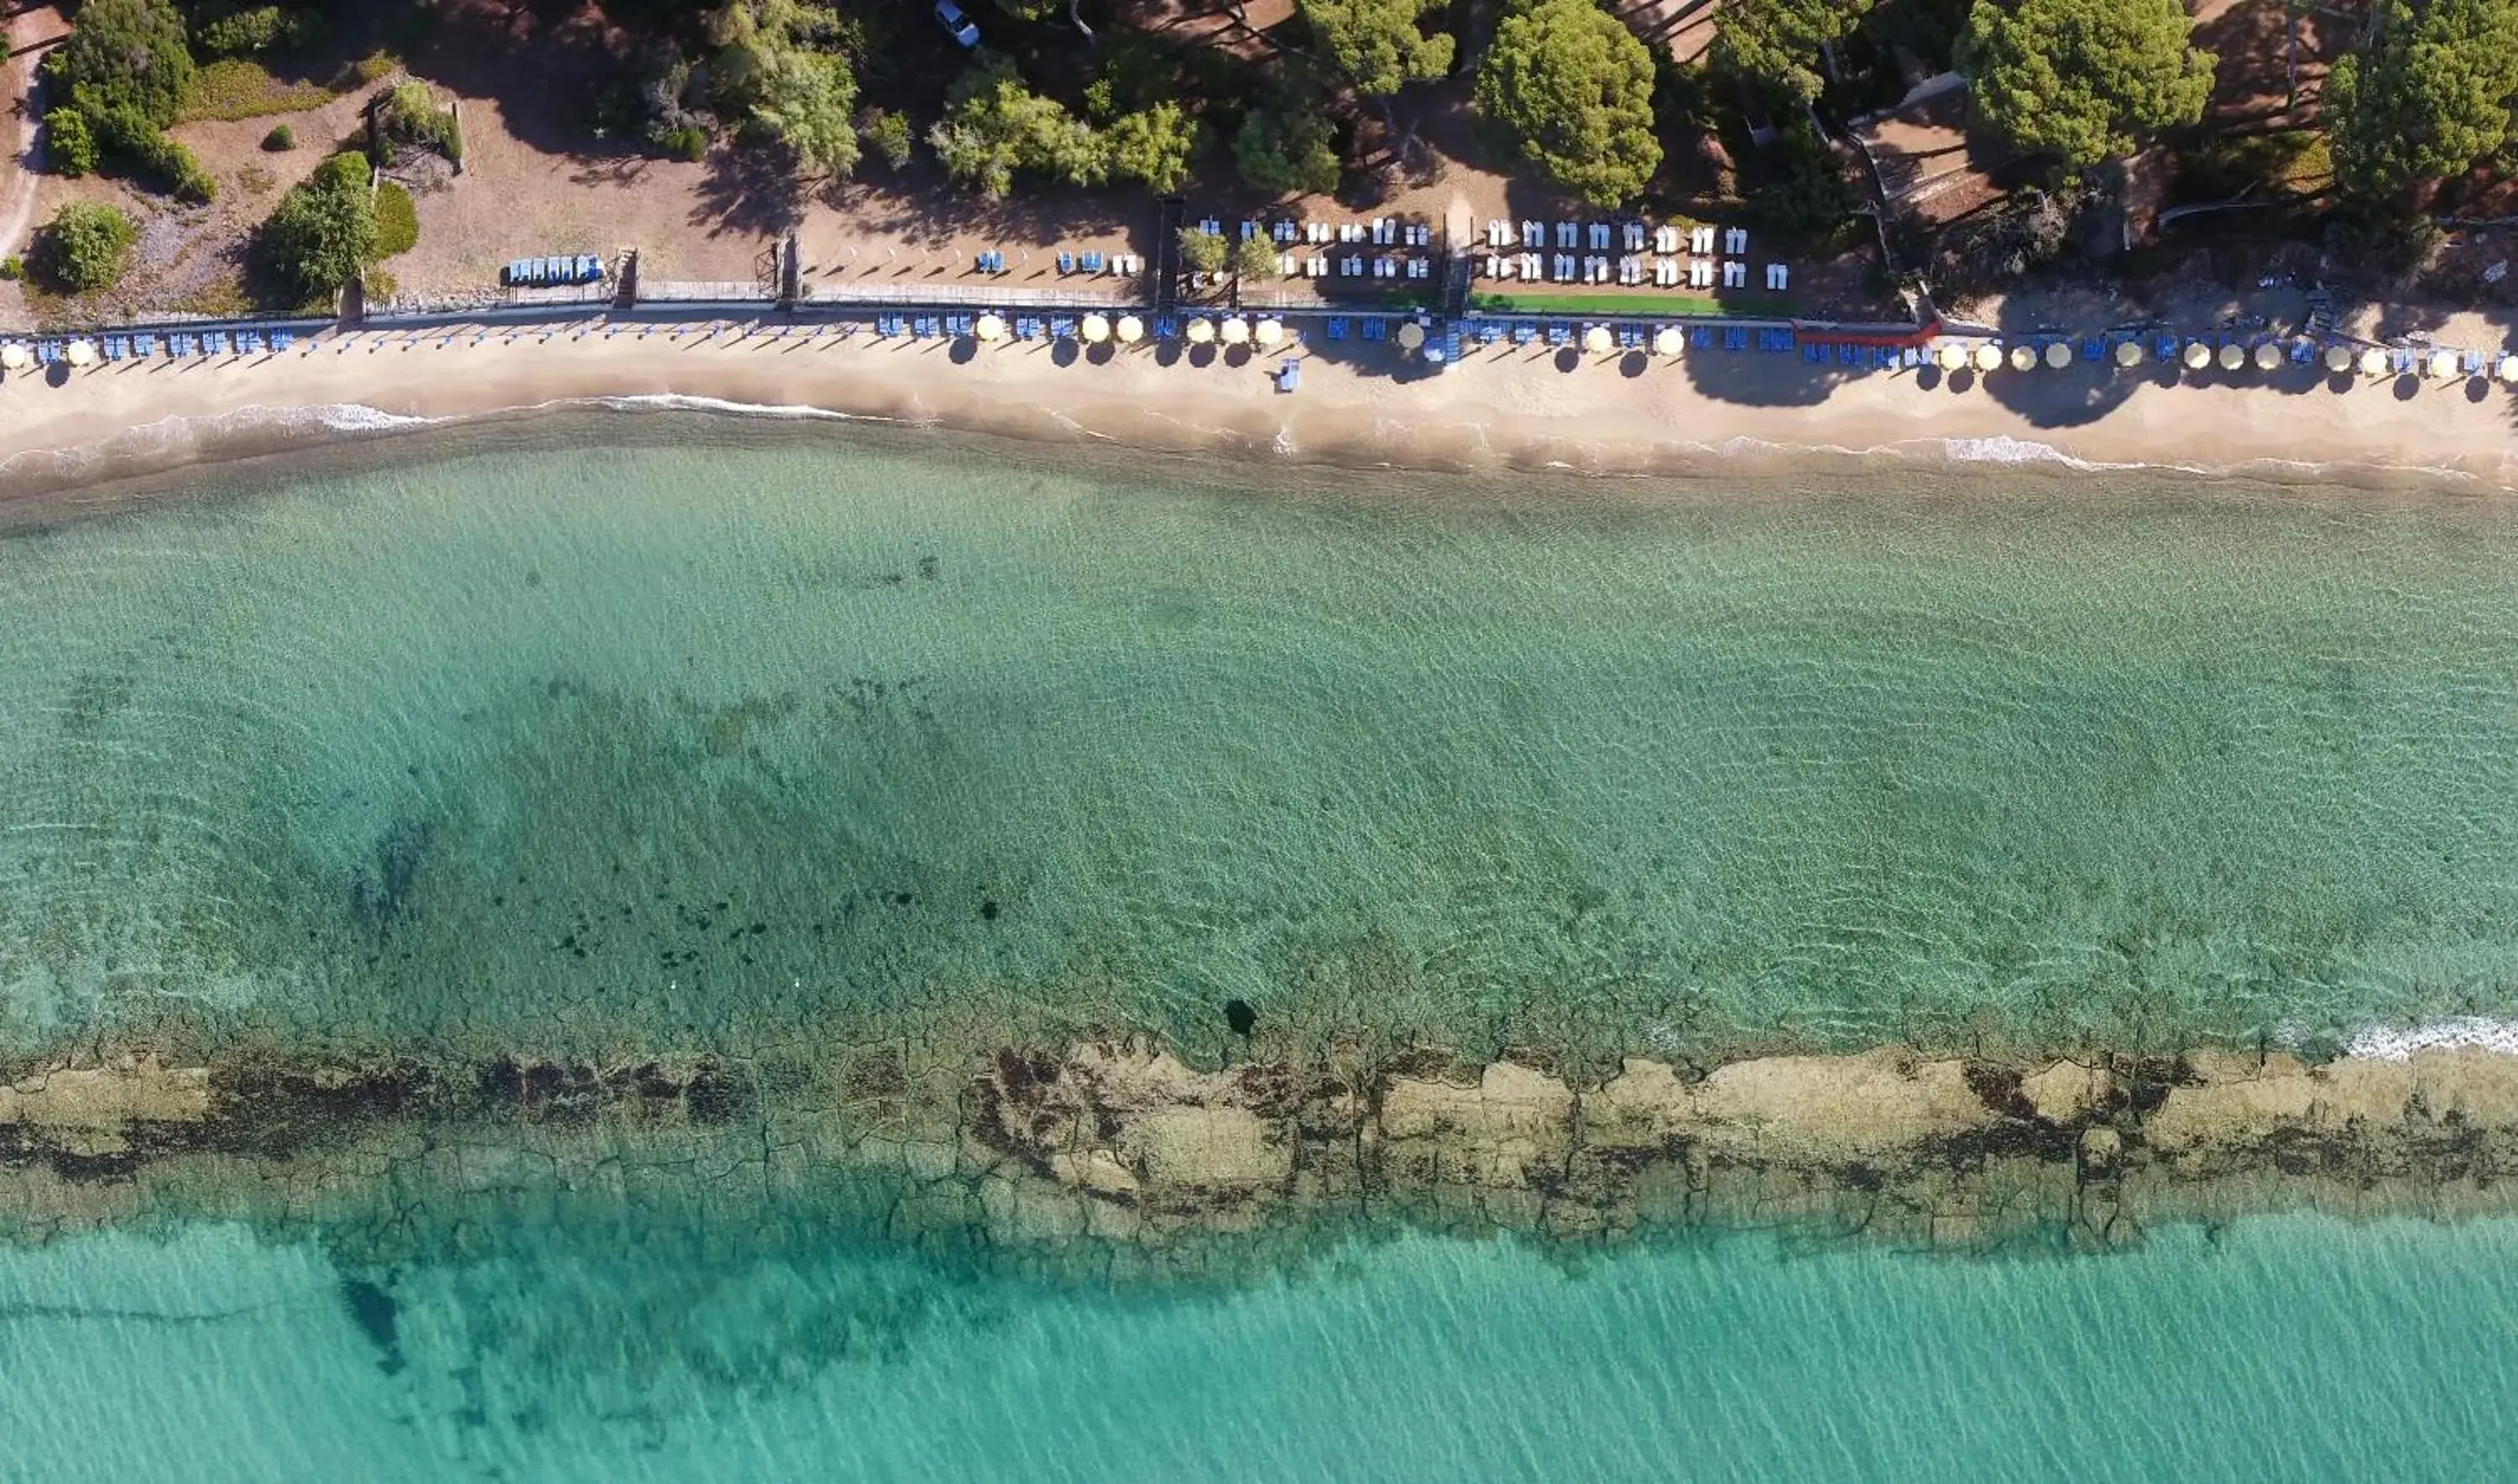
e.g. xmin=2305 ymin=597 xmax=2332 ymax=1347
xmin=32 ymin=0 xmax=2518 ymax=298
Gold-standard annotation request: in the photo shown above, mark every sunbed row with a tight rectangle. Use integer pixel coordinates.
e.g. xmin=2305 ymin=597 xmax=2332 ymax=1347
xmin=504 ymin=255 xmax=607 ymax=288
xmin=970 ymin=250 xmax=1142 ymax=276
xmin=2 ymin=328 xmax=296 ymax=363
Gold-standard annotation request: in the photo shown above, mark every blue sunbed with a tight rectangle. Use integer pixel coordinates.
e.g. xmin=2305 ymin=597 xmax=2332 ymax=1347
xmin=1057 ymin=253 xmax=1074 ymax=274
xmin=134 ymin=334 xmax=156 ymax=357
xmin=1362 ymin=318 xmax=1387 ymax=342
xmin=1153 ymin=316 xmax=1178 ymax=340
xmin=1325 ymin=317 xmax=1348 ymax=342
xmin=271 ymin=330 xmax=293 ymax=352
xmin=1050 ymin=316 xmax=1076 ymax=339
xmin=1080 ymin=252 xmax=1104 ymax=273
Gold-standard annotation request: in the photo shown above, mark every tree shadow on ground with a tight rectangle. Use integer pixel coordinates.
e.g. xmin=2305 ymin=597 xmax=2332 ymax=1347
xmin=693 ymin=144 xmax=806 ymax=238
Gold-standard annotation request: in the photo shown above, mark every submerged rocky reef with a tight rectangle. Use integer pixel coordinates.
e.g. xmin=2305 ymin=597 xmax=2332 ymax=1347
xmin=6 ymin=1036 xmax=2515 ymax=1264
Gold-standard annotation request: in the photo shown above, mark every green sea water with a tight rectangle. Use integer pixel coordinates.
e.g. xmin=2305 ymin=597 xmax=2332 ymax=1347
xmin=4 ymin=1210 xmax=2515 ymax=1481
xmin=10 ymin=415 xmax=2518 ymax=1476
xmin=3 ymin=415 xmax=2518 ymax=1062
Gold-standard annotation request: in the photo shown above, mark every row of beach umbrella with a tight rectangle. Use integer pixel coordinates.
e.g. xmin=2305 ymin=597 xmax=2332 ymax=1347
xmin=1934 ymin=337 xmax=2518 ymax=382
xmin=969 ymin=312 xmax=1295 ymax=348
xmin=1 ymin=339 xmax=100 ymax=369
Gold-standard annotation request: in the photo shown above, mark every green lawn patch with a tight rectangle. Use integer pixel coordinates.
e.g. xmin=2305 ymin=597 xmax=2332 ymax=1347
xmin=1467 ymin=288 xmax=1792 ymax=318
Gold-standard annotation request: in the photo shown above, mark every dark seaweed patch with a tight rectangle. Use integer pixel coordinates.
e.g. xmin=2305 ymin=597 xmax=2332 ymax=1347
xmin=340 ymin=1278 xmax=405 ymax=1375
xmin=347 ymin=818 xmax=433 ymax=947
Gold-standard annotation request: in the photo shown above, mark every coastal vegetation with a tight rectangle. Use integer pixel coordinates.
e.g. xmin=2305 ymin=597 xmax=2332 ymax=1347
xmin=259 ymin=150 xmax=379 ymax=304
xmin=29 ymin=202 xmax=138 ymax=295
xmin=4 ymin=0 xmax=2518 ymax=321
xmin=1476 ymin=0 xmax=1663 ymax=207
xmin=1958 ymin=0 xmax=2214 ymax=168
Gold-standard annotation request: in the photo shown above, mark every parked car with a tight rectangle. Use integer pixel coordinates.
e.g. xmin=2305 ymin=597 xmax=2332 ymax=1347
xmin=934 ymin=0 xmax=980 ymax=47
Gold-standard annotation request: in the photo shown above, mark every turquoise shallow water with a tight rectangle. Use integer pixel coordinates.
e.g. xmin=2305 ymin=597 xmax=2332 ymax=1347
xmin=3 ymin=1211 xmax=2515 ymax=1481
xmin=4 ymin=416 xmax=2518 ymax=1059
xmin=11 ymin=418 xmax=2518 ymax=1475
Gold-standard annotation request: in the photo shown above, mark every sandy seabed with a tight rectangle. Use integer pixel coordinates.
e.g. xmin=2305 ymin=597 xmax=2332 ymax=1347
xmin=8 ymin=311 xmax=2518 ymax=1254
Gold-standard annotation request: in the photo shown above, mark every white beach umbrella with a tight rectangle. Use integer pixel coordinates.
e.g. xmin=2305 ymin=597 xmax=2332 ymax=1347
xmin=2253 ymin=342 xmax=2281 ymax=372
xmin=65 ymin=339 xmax=97 ymax=368
xmin=2499 ymin=355 xmax=2518 ymax=384
xmin=1653 ymin=327 xmax=1684 ymax=358
xmin=974 ymin=313 xmax=1006 ymax=342
xmin=1936 ymin=342 xmax=1967 ymax=371
xmin=1396 ymin=321 xmax=1427 ymax=351
xmin=1079 ymin=313 xmax=1110 ymax=343
xmin=2428 ymin=349 xmax=2460 ymax=380
xmin=1255 ymin=318 xmax=1284 ymax=347
xmin=2216 ymin=342 xmax=2245 ymax=371
xmin=2009 ymin=345 xmax=2036 ymax=372
xmin=1220 ymin=316 xmax=1250 ymax=346
xmin=2182 ymin=341 xmax=2211 ymax=370
xmin=0 ymin=342 xmax=29 ymax=372
xmin=2113 ymin=340 xmax=2143 ymax=368
xmin=2360 ymin=347 xmax=2389 ymax=378
xmin=1186 ymin=317 xmax=1215 ymax=344
xmin=1582 ymin=324 xmax=1613 ymax=354
xmin=1972 ymin=343 xmax=2001 ymax=373
xmin=2323 ymin=345 xmax=2353 ymax=374
xmin=1115 ymin=315 xmax=1144 ymax=344
xmin=2043 ymin=341 xmax=2071 ymax=369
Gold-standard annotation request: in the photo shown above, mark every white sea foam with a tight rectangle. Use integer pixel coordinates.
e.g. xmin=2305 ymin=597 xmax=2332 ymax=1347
xmin=1935 ymin=434 xmax=2143 ymax=470
xmin=310 ymin=403 xmax=437 ymax=432
xmin=2343 ymin=1018 xmax=2518 ymax=1060
xmin=588 ymin=393 xmax=863 ymax=422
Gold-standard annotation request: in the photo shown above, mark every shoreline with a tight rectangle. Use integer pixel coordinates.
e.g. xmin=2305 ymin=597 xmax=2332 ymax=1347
xmin=3 ymin=313 xmax=2515 ymax=508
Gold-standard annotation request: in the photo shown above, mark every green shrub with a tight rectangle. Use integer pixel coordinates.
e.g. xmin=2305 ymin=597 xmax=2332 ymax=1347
xmin=859 ymin=108 xmax=913 ymax=170
xmin=41 ymin=0 xmax=193 ymax=129
xmin=30 ymin=201 xmax=138 ymax=294
xmin=261 ymin=149 xmax=377 ymax=303
xmin=197 ymin=5 xmax=322 ymax=58
xmin=48 ymin=107 xmax=99 ymax=177
xmin=374 ymin=179 xmax=419 ymax=256
xmin=379 ymin=81 xmax=461 ymax=163
xmin=264 ymin=123 xmax=295 ymax=151
xmin=0 ymin=255 xmax=23 ymax=281
xmin=660 ymin=123 xmax=709 ymax=162
xmin=87 ymin=102 xmax=217 ymax=202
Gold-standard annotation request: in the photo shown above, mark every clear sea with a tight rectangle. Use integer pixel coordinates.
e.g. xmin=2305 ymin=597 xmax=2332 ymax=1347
xmin=5 ymin=413 xmax=2518 ymax=1476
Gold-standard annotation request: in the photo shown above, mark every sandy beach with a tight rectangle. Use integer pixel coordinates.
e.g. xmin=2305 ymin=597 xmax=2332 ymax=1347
xmin=4 ymin=311 xmax=2516 ymax=502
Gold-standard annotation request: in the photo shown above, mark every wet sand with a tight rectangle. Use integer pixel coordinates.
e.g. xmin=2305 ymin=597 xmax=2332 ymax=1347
xmin=3 ymin=312 xmax=2515 ymax=505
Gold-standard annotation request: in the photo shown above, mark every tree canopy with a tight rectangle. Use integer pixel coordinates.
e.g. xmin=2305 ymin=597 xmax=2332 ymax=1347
xmin=1475 ymin=0 xmax=1662 ymax=207
xmin=1300 ymin=0 xmax=1455 ymax=99
xmin=1712 ymin=0 xmax=1874 ymax=106
xmin=2325 ymin=0 xmax=2518 ymax=201
xmin=1235 ymin=99 xmax=1342 ymax=196
xmin=1959 ymin=0 xmax=2213 ymax=167
xmin=44 ymin=0 xmax=194 ymax=129
xmin=1105 ymin=101 xmax=1199 ymax=195
xmin=713 ymin=0 xmax=861 ymax=177
xmin=262 ymin=150 xmax=378 ymax=304
xmin=31 ymin=201 xmax=138 ymax=294
xmin=928 ymin=59 xmax=1107 ymax=196
xmin=1178 ymin=226 xmax=1230 ymax=274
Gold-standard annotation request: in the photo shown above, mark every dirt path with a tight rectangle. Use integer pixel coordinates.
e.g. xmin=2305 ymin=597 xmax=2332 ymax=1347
xmin=2 ymin=5 xmax=69 ymax=259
